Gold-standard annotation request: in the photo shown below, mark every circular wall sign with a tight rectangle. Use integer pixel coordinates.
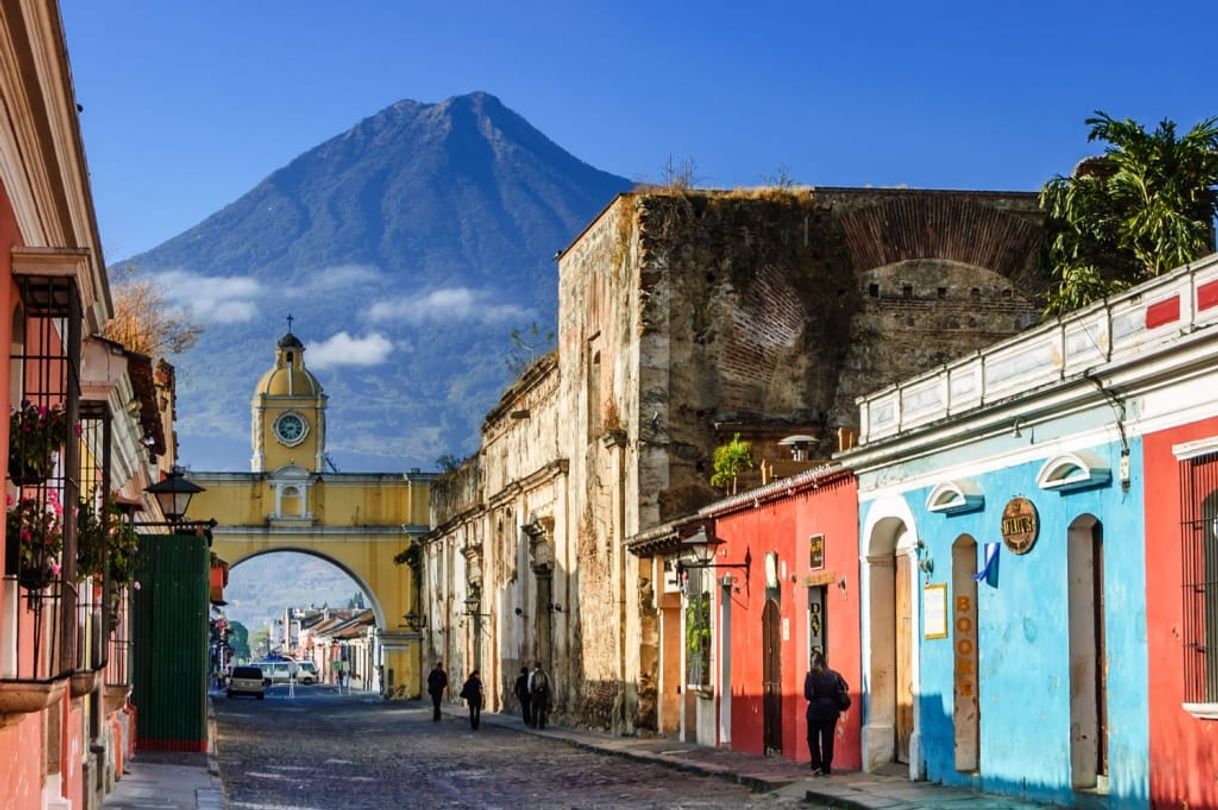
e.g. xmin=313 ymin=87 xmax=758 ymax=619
xmin=1000 ymin=497 xmax=1039 ymax=555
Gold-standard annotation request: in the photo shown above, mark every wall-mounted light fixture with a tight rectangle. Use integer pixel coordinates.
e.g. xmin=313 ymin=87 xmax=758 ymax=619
xmin=402 ymin=610 xmax=426 ymax=630
xmin=674 ymin=526 xmax=751 ymax=582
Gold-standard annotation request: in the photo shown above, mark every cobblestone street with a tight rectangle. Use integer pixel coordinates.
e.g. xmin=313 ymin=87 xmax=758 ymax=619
xmin=213 ymin=687 xmax=810 ymax=809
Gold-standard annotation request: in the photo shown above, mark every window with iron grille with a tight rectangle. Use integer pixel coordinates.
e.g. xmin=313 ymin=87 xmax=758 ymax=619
xmin=1181 ymin=450 xmax=1218 ymax=704
xmin=3 ymin=273 xmax=82 ymax=683
xmin=685 ymin=567 xmax=711 ymax=688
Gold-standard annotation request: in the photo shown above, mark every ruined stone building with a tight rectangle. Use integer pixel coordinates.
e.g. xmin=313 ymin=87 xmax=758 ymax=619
xmin=421 ymin=187 xmax=1046 ymax=732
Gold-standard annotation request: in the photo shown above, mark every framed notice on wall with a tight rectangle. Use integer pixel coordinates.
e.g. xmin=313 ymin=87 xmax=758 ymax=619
xmin=809 ymin=534 xmax=825 ymax=570
xmin=923 ymin=583 xmax=948 ymax=639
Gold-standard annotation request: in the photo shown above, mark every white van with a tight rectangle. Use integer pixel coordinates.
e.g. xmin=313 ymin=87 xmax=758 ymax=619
xmin=295 ymin=661 xmax=319 ymax=684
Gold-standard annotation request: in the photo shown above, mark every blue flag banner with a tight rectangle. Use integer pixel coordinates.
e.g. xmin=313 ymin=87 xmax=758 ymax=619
xmin=973 ymin=542 xmax=1000 ymax=585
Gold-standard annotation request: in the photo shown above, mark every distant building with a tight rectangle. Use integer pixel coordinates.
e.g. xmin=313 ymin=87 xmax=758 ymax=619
xmin=185 ymin=329 xmax=434 ymax=698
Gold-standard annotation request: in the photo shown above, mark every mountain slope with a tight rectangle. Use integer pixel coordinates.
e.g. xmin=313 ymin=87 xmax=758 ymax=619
xmin=122 ymin=92 xmax=631 ymax=471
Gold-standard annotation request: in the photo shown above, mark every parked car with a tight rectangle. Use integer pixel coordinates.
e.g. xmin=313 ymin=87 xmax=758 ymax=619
xmin=227 ymin=666 xmax=266 ymax=700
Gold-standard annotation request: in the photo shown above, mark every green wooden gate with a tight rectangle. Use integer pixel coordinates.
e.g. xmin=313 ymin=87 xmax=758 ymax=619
xmin=131 ymin=532 xmax=210 ymax=751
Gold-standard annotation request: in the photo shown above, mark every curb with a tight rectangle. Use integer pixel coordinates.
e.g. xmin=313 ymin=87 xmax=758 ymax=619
xmin=442 ymin=708 xmax=795 ymax=795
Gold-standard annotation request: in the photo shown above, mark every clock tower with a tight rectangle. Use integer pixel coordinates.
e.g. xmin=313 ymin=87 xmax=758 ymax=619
xmin=251 ymin=324 xmax=327 ymax=473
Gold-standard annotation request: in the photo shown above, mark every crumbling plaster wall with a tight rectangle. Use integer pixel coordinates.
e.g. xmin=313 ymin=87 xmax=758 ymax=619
xmin=434 ymin=186 xmax=1048 ymax=735
xmin=423 ymin=357 xmax=575 ymax=715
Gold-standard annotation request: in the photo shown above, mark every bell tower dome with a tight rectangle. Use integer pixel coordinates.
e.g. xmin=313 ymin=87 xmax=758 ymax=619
xmin=251 ymin=319 xmax=328 ymax=473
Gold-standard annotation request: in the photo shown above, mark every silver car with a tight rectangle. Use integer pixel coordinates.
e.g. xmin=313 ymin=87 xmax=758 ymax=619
xmin=227 ymin=665 xmax=266 ymax=699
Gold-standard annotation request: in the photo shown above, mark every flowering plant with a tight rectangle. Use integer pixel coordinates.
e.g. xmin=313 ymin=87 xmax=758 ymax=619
xmin=76 ymin=496 xmax=140 ymax=585
xmin=6 ymin=492 xmax=63 ymax=589
xmin=8 ymin=400 xmax=69 ymax=484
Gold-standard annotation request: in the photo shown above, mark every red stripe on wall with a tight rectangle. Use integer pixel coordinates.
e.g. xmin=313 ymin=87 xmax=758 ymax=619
xmin=1146 ymin=296 xmax=1181 ymax=329
xmin=1198 ymin=279 xmax=1218 ymax=311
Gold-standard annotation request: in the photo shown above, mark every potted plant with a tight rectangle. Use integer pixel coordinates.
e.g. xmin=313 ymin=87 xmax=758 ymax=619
xmin=76 ymin=497 xmax=106 ymax=581
xmin=8 ymin=400 xmax=68 ymax=485
xmin=5 ymin=494 xmax=63 ymax=590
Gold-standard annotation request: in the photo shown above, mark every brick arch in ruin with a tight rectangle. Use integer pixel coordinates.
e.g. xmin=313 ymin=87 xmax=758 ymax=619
xmin=827 ymin=196 xmax=1048 ymax=430
xmin=836 ymin=195 xmax=1045 ymax=293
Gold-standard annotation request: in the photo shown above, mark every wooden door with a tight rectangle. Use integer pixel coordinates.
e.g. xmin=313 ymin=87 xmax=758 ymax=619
xmin=895 ymin=553 xmax=913 ymax=763
xmin=1069 ymin=517 xmax=1107 ymax=788
xmin=534 ymin=574 xmax=553 ymax=669
xmin=952 ymin=537 xmax=979 ymax=772
xmin=762 ymin=598 xmax=782 ymax=754
xmin=1092 ymin=524 xmax=1107 ymax=778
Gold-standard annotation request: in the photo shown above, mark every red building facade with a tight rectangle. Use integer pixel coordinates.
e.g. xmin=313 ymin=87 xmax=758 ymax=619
xmin=683 ymin=466 xmax=862 ymax=767
xmin=1143 ymin=413 xmax=1218 ymax=809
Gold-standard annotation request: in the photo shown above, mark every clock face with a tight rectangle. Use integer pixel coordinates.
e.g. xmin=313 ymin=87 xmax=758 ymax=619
xmin=274 ymin=413 xmax=307 ymax=446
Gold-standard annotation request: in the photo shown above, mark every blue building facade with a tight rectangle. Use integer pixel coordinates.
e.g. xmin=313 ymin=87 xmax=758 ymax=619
xmin=834 ymin=253 xmax=1218 ymax=807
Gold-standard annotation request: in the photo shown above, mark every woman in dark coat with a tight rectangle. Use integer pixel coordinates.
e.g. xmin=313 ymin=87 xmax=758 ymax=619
xmin=460 ymin=670 xmax=484 ymax=730
xmin=804 ymin=651 xmax=845 ymax=775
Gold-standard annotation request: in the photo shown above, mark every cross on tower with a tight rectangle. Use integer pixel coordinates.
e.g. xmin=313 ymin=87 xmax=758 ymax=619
xmin=286 ymin=313 xmax=294 ymax=334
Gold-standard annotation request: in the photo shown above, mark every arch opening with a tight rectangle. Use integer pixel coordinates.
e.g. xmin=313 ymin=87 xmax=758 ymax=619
xmin=219 ymin=550 xmax=385 ymax=694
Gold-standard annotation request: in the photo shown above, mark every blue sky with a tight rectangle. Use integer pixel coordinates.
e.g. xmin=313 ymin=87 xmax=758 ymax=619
xmin=63 ymin=0 xmax=1218 ymax=265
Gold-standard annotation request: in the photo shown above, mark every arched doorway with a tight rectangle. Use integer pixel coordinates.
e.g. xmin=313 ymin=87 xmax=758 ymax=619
xmin=862 ymin=499 xmax=920 ymax=775
xmin=1067 ymin=515 xmax=1107 ymax=790
xmin=762 ymin=597 xmax=782 ymax=753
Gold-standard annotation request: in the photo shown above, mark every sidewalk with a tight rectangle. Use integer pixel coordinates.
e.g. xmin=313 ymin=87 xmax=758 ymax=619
xmin=101 ymin=708 xmax=223 ymax=809
xmin=447 ymin=705 xmax=1058 ymax=809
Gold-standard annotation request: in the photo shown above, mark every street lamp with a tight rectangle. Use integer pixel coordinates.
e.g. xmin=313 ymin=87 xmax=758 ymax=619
xmin=145 ymin=467 xmax=204 ymax=524
xmin=674 ymin=525 xmax=751 ymax=579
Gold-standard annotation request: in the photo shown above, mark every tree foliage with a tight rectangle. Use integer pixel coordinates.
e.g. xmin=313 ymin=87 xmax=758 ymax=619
xmin=710 ymin=432 xmax=754 ymax=494
xmin=1041 ymin=111 xmax=1218 ymax=315
xmin=228 ymin=621 xmax=251 ymax=661
xmin=102 ymin=265 xmax=203 ymax=357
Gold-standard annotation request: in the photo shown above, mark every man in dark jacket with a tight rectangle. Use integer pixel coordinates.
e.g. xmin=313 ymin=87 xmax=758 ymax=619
xmin=427 ymin=662 xmax=448 ymax=723
xmin=529 ymin=662 xmax=552 ymax=729
xmin=804 ymin=652 xmax=847 ymax=775
xmin=513 ymin=666 xmax=532 ymax=727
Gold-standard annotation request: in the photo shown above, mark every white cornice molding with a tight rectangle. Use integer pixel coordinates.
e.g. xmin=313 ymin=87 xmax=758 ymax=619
xmin=1173 ymin=437 xmax=1218 ymax=462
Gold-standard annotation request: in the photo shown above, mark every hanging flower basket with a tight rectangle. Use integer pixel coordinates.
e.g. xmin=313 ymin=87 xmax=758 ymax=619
xmin=8 ymin=401 xmax=68 ymax=486
xmin=17 ymin=562 xmax=55 ymax=591
xmin=6 ymin=494 xmax=63 ymax=592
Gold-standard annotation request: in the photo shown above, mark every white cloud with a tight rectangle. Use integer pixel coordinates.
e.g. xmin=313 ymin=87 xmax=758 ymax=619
xmin=307 ymin=331 xmax=393 ymax=370
xmin=368 ymin=287 xmax=533 ymax=325
xmin=154 ymin=270 xmax=262 ymax=324
xmin=287 ymin=264 xmax=384 ymax=298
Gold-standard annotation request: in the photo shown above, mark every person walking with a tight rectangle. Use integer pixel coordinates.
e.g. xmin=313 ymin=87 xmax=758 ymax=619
xmin=529 ymin=661 xmax=552 ymax=730
xmin=804 ymin=651 xmax=847 ymax=776
xmin=460 ymin=670 xmax=484 ymax=730
xmin=513 ymin=666 xmax=532 ymax=727
xmin=426 ymin=662 xmax=448 ymax=723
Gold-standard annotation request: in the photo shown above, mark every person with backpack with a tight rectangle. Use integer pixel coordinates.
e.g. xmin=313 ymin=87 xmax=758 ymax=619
xmin=459 ymin=670 xmax=484 ymax=730
xmin=804 ymin=651 xmax=849 ymax=775
xmin=426 ymin=662 xmax=448 ymax=723
xmin=529 ymin=661 xmax=551 ymax=729
xmin=513 ymin=666 xmax=532 ymax=727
